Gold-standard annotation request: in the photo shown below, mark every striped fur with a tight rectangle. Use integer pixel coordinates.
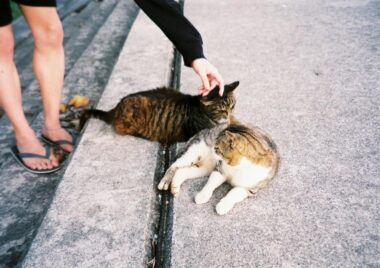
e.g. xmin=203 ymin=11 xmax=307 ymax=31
xmin=79 ymin=81 xmax=239 ymax=144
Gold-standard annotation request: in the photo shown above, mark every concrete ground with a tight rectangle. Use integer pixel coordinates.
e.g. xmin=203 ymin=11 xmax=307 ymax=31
xmin=174 ymin=0 xmax=379 ymax=267
xmin=1 ymin=0 xmax=379 ymax=267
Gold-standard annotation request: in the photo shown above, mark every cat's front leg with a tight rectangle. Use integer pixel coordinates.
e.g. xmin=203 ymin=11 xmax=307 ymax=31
xmin=158 ymin=142 xmax=210 ymax=191
xmin=171 ymin=167 xmax=211 ymax=197
xmin=195 ymin=171 xmax=226 ymax=204
xmin=215 ymin=187 xmax=250 ymax=215
xmin=158 ymin=167 xmax=179 ymax=190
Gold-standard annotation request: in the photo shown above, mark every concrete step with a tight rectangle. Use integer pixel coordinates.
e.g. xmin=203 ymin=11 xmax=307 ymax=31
xmin=170 ymin=0 xmax=380 ymax=267
xmin=23 ymin=7 xmax=174 ymax=267
xmin=58 ymin=0 xmax=93 ymax=19
xmin=0 ymin=0 xmax=139 ymax=266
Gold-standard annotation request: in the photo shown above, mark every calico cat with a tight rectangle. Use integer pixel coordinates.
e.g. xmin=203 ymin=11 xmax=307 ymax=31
xmin=74 ymin=81 xmax=239 ymax=144
xmin=158 ymin=121 xmax=280 ymax=215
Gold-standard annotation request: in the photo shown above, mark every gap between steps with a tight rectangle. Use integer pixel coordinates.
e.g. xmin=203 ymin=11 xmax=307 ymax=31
xmin=149 ymin=1 xmax=185 ymax=267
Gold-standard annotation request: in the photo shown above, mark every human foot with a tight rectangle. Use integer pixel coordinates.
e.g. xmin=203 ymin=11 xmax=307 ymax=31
xmin=15 ymin=133 xmax=59 ymax=171
xmin=42 ymin=127 xmax=73 ymax=153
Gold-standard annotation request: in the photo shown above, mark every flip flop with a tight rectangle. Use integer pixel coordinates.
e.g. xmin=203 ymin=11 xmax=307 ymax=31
xmin=41 ymin=133 xmax=74 ymax=153
xmin=10 ymin=145 xmax=62 ymax=174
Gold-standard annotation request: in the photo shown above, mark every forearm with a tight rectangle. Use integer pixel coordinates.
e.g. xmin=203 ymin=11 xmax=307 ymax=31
xmin=134 ymin=0 xmax=205 ymax=66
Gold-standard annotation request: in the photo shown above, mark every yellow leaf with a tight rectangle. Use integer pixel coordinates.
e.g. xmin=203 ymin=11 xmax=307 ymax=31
xmin=68 ymin=95 xmax=90 ymax=108
xmin=59 ymin=103 xmax=67 ymax=113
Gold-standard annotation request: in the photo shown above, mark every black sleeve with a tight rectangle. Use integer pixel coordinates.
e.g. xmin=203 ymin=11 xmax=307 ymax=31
xmin=134 ymin=0 xmax=205 ymax=67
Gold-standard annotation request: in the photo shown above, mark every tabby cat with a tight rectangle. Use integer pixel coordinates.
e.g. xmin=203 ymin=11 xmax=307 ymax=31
xmin=158 ymin=121 xmax=280 ymax=215
xmin=75 ymin=81 xmax=239 ymax=144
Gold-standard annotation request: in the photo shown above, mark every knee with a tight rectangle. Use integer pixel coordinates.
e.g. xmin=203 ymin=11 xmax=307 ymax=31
xmin=33 ymin=21 xmax=64 ymax=49
xmin=0 ymin=29 xmax=14 ymax=59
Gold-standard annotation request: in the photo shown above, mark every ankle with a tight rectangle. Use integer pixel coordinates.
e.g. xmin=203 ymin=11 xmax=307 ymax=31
xmin=43 ymin=123 xmax=62 ymax=133
xmin=44 ymin=119 xmax=61 ymax=132
xmin=43 ymin=126 xmax=63 ymax=132
xmin=15 ymin=131 xmax=40 ymax=147
xmin=14 ymin=127 xmax=36 ymax=140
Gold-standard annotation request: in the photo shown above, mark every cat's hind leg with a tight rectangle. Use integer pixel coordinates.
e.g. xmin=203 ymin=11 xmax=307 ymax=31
xmin=215 ymin=187 xmax=250 ymax=215
xmin=195 ymin=171 xmax=226 ymax=205
xmin=170 ymin=166 xmax=211 ymax=197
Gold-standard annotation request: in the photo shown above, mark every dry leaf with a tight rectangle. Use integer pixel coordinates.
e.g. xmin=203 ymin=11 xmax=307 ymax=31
xmin=69 ymin=95 xmax=90 ymax=108
xmin=59 ymin=103 xmax=67 ymax=113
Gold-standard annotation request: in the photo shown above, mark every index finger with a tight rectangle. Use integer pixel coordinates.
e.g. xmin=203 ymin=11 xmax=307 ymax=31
xmin=214 ymin=72 xmax=224 ymax=96
xmin=200 ymin=73 xmax=211 ymax=91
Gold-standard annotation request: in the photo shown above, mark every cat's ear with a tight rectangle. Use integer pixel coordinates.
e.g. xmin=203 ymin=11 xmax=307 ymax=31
xmin=202 ymin=81 xmax=240 ymax=101
xmin=224 ymin=81 xmax=239 ymax=95
xmin=228 ymin=136 xmax=236 ymax=149
xmin=203 ymin=87 xmax=220 ymax=100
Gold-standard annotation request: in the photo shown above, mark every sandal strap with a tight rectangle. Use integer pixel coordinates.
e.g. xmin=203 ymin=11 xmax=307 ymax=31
xmin=18 ymin=145 xmax=50 ymax=159
xmin=52 ymin=139 xmax=74 ymax=146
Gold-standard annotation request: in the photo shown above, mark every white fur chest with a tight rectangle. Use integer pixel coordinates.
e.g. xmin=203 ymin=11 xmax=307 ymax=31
xmin=221 ymin=157 xmax=272 ymax=188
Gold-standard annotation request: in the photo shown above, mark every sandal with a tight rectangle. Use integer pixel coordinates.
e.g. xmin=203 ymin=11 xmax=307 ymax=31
xmin=10 ymin=145 xmax=62 ymax=174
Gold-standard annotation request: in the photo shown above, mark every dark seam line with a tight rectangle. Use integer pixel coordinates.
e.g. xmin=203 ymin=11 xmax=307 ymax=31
xmin=152 ymin=1 xmax=184 ymax=267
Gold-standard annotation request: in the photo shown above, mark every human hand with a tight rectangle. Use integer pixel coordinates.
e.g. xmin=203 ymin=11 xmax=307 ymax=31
xmin=191 ymin=58 xmax=224 ymax=96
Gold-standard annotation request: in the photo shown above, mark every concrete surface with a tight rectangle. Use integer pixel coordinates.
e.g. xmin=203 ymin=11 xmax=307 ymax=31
xmin=172 ymin=0 xmax=380 ymax=267
xmin=23 ymin=5 xmax=173 ymax=267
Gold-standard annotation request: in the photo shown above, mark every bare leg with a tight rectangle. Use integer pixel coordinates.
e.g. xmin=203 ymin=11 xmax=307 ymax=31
xmin=215 ymin=187 xmax=250 ymax=215
xmin=195 ymin=171 xmax=226 ymax=205
xmin=20 ymin=5 xmax=73 ymax=152
xmin=0 ymin=24 xmax=57 ymax=170
xmin=170 ymin=166 xmax=211 ymax=197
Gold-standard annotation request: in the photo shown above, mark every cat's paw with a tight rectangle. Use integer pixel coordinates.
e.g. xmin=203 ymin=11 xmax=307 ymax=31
xmin=194 ymin=191 xmax=212 ymax=204
xmin=215 ymin=201 xmax=233 ymax=215
xmin=158 ymin=177 xmax=171 ymax=191
xmin=170 ymin=184 xmax=180 ymax=197
xmin=158 ymin=168 xmax=176 ymax=190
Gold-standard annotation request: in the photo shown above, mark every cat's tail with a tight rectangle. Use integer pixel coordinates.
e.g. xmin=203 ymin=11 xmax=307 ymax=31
xmin=79 ymin=108 xmax=115 ymax=130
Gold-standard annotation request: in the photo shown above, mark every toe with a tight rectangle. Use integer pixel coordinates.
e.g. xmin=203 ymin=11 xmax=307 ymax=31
xmin=62 ymin=143 xmax=73 ymax=153
xmin=29 ymin=163 xmax=37 ymax=170
xmin=36 ymin=163 xmax=44 ymax=170
xmin=163 ymin=183 xmax=170 ymax=190
xmin=50 ymin=153 xmax=59 ymax=167
xmin=171 ymin=187 xmax=179 ymax=196
xmin=45 ymin=159 xmax=53 ymax=169
xmin=158 ymin=180 xmax=165 ymax=190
